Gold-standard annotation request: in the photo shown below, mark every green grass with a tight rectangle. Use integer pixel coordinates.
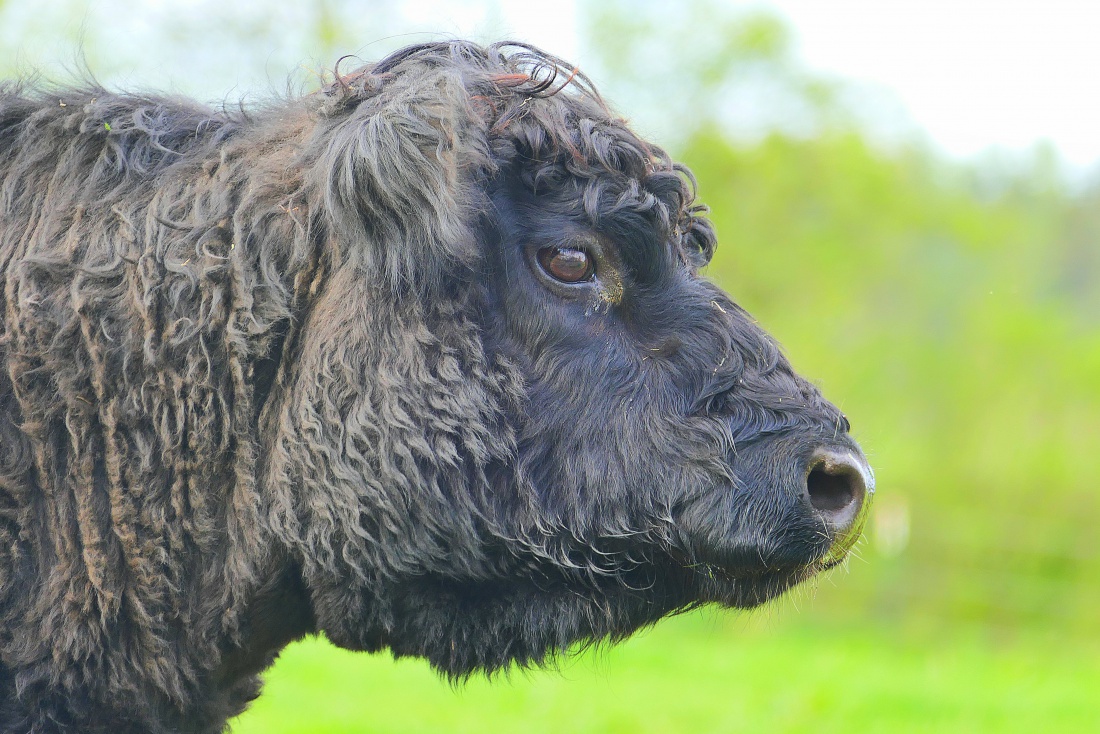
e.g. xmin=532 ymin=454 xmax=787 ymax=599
xmin=230 ymin=610 xmax=1100 ymax=734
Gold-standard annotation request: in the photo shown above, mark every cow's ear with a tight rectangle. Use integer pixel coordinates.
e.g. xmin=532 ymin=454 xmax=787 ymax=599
xmin=305 ymin=62 xmax=494 ymax=293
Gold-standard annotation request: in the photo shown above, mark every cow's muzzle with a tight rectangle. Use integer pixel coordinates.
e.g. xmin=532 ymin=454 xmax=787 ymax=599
xmin=804 ymin=447 xmax=874 ymax=563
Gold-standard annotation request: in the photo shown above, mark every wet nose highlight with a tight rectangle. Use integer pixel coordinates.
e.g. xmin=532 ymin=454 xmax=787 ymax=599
xmin=804 ymin=449 xmax=871 ymax=532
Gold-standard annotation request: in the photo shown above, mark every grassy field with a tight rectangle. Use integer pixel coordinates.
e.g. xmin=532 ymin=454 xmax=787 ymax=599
xmin=230 ymin=605 xmax=1100 ymax=734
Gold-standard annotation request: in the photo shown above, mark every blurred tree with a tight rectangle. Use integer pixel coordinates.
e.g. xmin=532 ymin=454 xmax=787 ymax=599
xmin=579 ymin=0 xmax=906 ymax=149
xmin=0 ymin=0 xmax=404 ymax=98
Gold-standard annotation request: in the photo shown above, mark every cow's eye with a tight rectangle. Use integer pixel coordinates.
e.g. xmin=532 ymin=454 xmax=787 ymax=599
xmin=536 ymin=246 xmax=594 ymax=284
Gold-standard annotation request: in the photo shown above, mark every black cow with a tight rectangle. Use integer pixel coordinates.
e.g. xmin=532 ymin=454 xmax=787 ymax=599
xmin=0 ymin=41 xmax=872 ymax=733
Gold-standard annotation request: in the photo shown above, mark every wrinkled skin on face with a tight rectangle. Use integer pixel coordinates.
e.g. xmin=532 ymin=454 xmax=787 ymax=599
xmin=0 ymin=41 xmax=871 ymax=733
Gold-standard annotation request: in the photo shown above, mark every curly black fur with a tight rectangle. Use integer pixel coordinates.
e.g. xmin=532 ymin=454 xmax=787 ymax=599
xmin=0 ymin=41 xmax=870 ymax=732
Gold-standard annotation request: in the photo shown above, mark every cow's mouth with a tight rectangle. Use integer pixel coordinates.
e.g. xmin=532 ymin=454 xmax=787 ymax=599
xmin=674 ymin=468 xmax=874 ymax=610
xmin=682 ymin=438 xmax=874 ymax=602
xmin=683 ymin=550 xmax=850 ymax=609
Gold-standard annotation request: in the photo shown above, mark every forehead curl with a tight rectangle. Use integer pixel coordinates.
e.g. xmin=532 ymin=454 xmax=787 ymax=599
xmin=320 ymin=41 xmax=716 ymax=266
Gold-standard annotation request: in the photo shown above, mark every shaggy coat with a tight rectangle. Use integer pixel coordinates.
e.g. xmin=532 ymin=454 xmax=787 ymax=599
xmin=0 ymin=42 xmax=872 ymax=732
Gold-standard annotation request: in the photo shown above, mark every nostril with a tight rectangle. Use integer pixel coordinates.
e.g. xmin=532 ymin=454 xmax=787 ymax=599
xmin=807 ymin=466 xmax=859 ymax=514
xmin=805 ymin=451 xmax=868 ymax=530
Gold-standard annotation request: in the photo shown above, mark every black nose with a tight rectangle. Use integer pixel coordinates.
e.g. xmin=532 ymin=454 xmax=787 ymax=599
xmin=804 ymin=449 xmax=872 ymax=535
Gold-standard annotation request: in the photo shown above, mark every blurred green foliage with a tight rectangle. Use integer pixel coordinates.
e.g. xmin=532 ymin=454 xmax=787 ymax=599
xmin=585 ymin=1 xmax=855 ymax=146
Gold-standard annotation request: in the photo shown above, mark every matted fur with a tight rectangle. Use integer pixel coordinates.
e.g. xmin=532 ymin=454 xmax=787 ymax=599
xmin=0 ymin=42 xmax=869 ymax=732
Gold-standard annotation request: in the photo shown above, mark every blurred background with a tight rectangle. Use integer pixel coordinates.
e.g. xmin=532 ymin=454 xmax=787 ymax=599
xmin=4 ymin=0 xmax=1098 ymax=731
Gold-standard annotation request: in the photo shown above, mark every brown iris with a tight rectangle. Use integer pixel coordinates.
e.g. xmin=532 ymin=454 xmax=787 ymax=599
xmin=536 ymin=246 xmax=594 ymax=284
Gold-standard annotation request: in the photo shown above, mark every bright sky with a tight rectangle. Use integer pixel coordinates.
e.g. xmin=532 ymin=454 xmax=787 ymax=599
xmin=760 ymin=0 xmax=1100 ymax=168
xmin=4 ymin=0 xmax=1099 ymax=168
xmin=410 ymin=0 xmax=1100 ymax=168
